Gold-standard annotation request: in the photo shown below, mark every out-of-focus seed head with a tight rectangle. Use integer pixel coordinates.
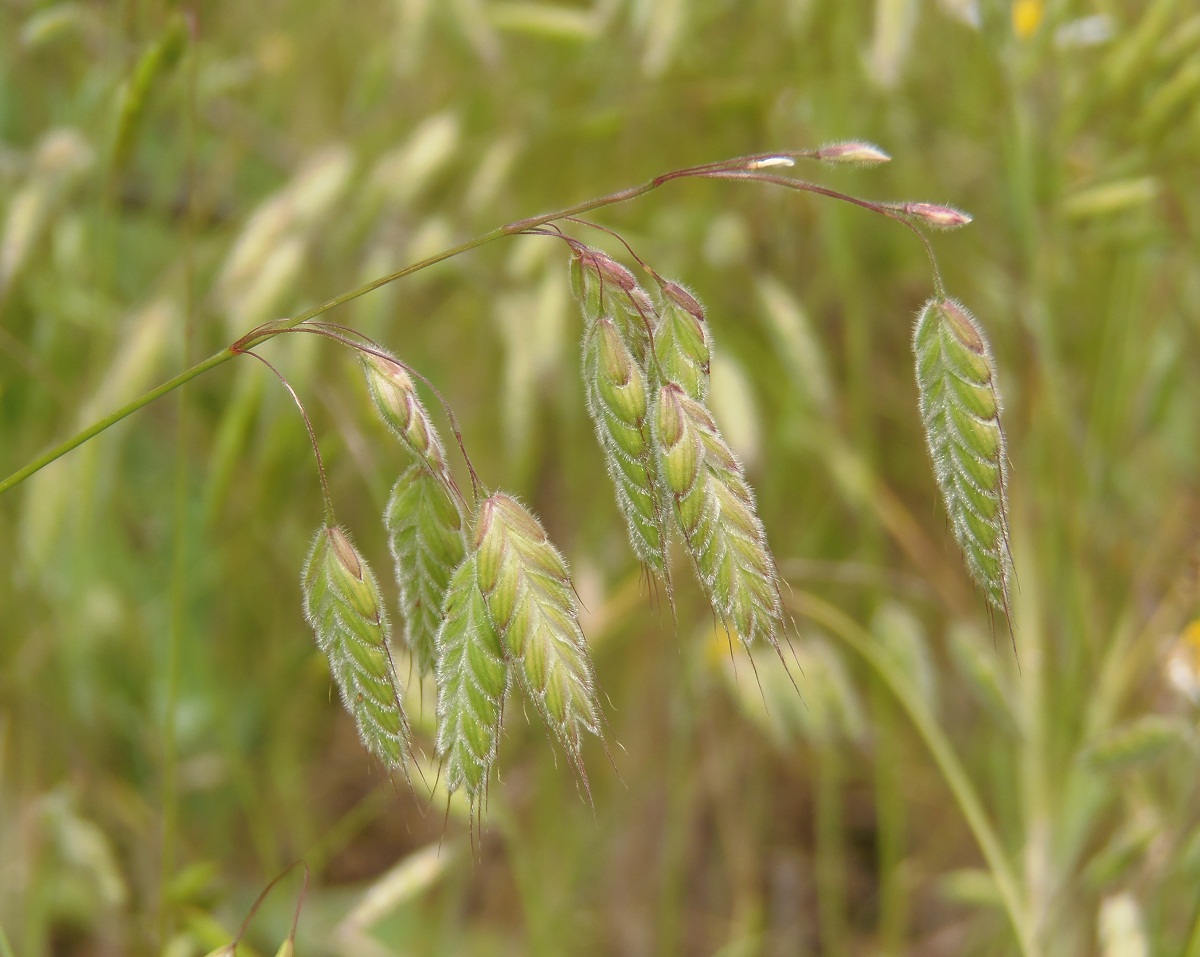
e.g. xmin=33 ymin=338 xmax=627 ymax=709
xmin=814 ymin=141 xmax=891 ymax=166
xmin=893 ymin=202 xmax=973 ymax=230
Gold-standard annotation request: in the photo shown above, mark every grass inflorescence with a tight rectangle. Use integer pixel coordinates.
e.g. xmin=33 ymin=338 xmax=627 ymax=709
xmin=4 ymin=140 xmax=1013 ymax=830
xmin=302 ymin=525 xmax=411 ymax=769
xmin=912 ymin=297 xmax=1013 ymax=617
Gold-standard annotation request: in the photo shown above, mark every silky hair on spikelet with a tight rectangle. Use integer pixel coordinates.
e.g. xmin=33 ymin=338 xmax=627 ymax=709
xmin=580 ymin=315 xmax=671 ymax=576
xmin=912 ymin=297 xmax=1013 ymax=615
xmin=650 ymin=276 xmax=711 ymax=401
xmin=302 ymin=525 xmax=411 ymax=769
xmin=653 ymin=382 xmax=784 ymax=649
xmin=362 ymin=349 xmax=448 ymax=475
xmin=434 ymin=550 xmax=508 ymax=810
xmin=474 ymin=493 xmax=601 ymax=772
xmin=385 ymin=464 xmax=468 ymax=677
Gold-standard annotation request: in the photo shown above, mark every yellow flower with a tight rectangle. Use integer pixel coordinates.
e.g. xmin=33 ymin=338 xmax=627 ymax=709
xmin=1166 ymin=620 xmax=1200 ymax=705
xmin=1013 ymin=0 xmax=1044 ymax=39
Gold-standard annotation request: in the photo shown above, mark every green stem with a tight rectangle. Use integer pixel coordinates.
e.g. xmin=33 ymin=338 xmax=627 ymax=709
xmin=793 ymin=592 xmax=1036 ymax=957
xmin=815 ymin=741 xmax=848 ymax=957
xmin=1184 ymin=895 xmax=1200 ymax=957
xmin=0 ymin=180 xmax=659 ymax=495
xmin=0 ymin=348 xmax=231 ymax=494
xmin=0 ymin=149 xmax=925 ymax=496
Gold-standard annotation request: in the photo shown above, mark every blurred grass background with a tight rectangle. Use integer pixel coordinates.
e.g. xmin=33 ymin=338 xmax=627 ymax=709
xmin=1 ymin=0 xmax=1198 ymax=954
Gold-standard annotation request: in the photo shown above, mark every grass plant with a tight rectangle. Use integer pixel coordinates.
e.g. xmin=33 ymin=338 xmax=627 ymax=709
xmin=2 ymin=2 xmax=1198 ymax=955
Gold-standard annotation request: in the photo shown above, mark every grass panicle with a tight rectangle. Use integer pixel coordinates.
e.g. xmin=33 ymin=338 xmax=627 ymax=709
xmin=385 ymin=464 xmax=468 ymax=677
xmin=473 ymin=493 xmax=601 ymax=771
xmin=650 ymin=275 xmax=711 ymax=400
xmin=581 ymin=315 xmax=671 ymax=575
xmin=912 ymin=297 xmax=1013 ymax=615
xmin=362 ymin=349 xmax=448 ymax=474
xmin=434 ymin=552 xmax=508 ymax=807
xmin=653 ymin=382 xmax=784 ymax=648
xmin=302 ymin=525 xmax=411 ymax=769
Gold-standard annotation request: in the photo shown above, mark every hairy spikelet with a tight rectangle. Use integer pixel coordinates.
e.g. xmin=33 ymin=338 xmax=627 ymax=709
xmin=474 ymin=493 xmax=600 ymax=766
xmin=913 ymin=298 xmax=1012 ymax=612
xmin=653 ymin=383 xmax=783 ymax=647
xmin=362 ymin=350 xmax=447 ymax=473
xmin=570 ymin=247 xmax=656 ymax=364
xmin=650 ymin=277 xmax=711 ymax=400
xmin=581 ymin=316 xmax=670 ymax=573
xmin=434 ymin=553 xmax=507 ymax=805
xmin=302 ymin=525 xmax=410 ymax=768
xmin=385 ymin=464 xmax=468 ymax=677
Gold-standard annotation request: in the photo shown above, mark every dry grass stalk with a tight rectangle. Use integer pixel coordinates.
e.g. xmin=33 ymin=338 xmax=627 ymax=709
xmin=385 ymin=464 xmax=468 ymax=677
xmin=912 ymin=297 xmax=1012 ymax=613
xmin=302 ymin=525 xmax=410 ymax=768
xmin=474 ymin=493 xmax=600 ymax=770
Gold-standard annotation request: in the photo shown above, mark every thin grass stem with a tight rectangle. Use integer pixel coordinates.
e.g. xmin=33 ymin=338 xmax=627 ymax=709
xmin=0 ymin=149 xmax=913 ymax=495
xmin=790 ymin=591 xmax=1036 ymax=957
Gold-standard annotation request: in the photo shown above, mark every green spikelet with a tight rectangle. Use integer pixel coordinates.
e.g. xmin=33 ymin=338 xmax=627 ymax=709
xmin=913 ymin=297 xmax=1013 ymax=613
xmin=474 ymin=493 xmax=601 ymax=767
xmin=570 ymin=247 xmax=656 ymax=364
xmin=654 ymin=383 xmax=784 ymax=647
xmin=651 ymin=277 xmax=711 ymax=401
xmin=362 ymin=350 xmax=446 ymax=473
xmin=385 ymin=464 xmax=468 ymax=677
xmin=434 ymin=553 xmax=508 ymax=806
xmin=302 ymin=525 xmax=410 ymax=768
xmin=581 ymin=316 xmax=670 ymax=574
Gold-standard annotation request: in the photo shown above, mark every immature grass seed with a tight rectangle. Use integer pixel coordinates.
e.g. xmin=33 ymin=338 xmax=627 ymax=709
xmin=302 ymin=525 xmax=411 ymax=768
xmin=651 ymin=277 xmax=711 ymax=400
xmin=434 ymin=553 xmax=508 ymax=806
xmin=362 ymin=350 xmax=447 ymax=474
xmin=653 ymin=383 xmax=784 ymax=648
xmin=473 ymin=493 xmax=601 ymax=769
xmin=581 ymin=316 xmax=670 ymax=574
xmin=385 ymin=464 xmax=468 ymax=678
xmin=570 ymin=247 xmax=656 ymax=364
xmin=913 ymin=298 xmax=1013 ymax=614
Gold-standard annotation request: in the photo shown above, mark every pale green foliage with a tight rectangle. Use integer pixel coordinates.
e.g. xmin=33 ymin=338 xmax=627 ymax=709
xmin=385 ymin=464 xmax=468 ymax=677
xmin=581 ymin=315 xmax=669 ymax=574
xmin=474 ymin=493 xmax=600 ymax=767
xmin=302 ymin=525 xmax=410 ymax=768
xmin=912 ymin=297 xmax=1012 ymax=613
xmin=434 ymin=553 xmax=507 ymax=805
xmin=653 ymin=382 xmax=783 ymax=647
